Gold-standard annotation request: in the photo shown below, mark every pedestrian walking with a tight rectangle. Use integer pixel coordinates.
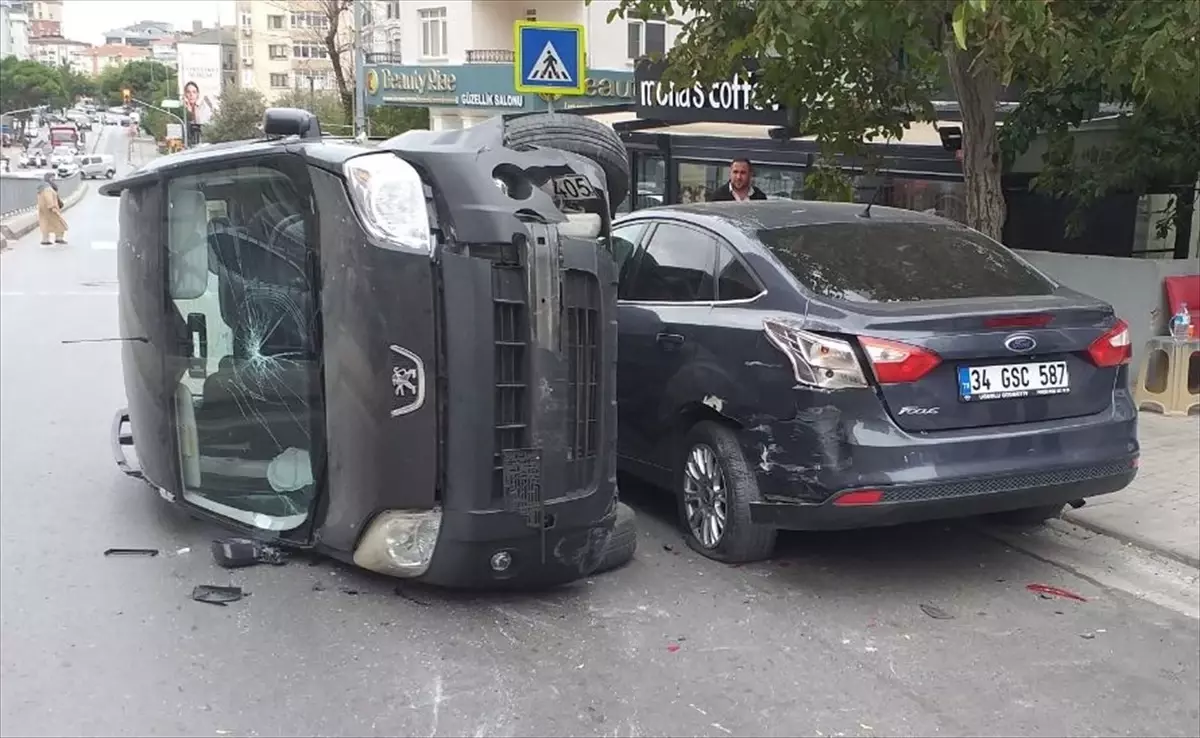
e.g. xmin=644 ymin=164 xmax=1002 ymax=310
xmin=36 ymin=173 xmax=68 ymax=246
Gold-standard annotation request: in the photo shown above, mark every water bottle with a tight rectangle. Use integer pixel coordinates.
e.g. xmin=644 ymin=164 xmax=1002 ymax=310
xmin=1170 ymin=303 xmax=1192 ymax=340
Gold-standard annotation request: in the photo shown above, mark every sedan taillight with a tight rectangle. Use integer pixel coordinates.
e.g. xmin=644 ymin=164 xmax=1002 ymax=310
xmin=859 ymin=336 xmax=942 ymax=384
xmin=1087 ymin=319 xmax=1132 ymax=367
xmin=763 ymin=319 xmax=869 ymax=390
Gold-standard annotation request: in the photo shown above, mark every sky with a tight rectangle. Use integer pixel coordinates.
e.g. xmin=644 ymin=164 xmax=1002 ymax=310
xmin=62 ymin=0 xmax=238 ymax=45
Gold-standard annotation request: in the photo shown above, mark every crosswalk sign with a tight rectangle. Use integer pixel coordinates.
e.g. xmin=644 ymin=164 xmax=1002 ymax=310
xmin=514 ymin=21 xmax=587 ymax=96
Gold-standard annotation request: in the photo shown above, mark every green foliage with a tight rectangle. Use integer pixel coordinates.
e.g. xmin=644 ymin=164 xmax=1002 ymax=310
xmin=205 ymin=86 xmax=267 ymax=143
xmin=602 ymin=0 xmax=1200 ymax=240
xmin=57 ymin=64 xmax=97 ymax=102
xmin=368 ymin=106 xmax=430 ymax=137
xmin=273 ymin=89 xmax=351 ymax=132
xmin=0 ymin=56 xmax=68 ymax=112
xmin=97 ymin=60 xmax=176 ymax=108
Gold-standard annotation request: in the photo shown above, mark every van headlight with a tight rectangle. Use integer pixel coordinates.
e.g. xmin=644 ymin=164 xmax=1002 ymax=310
xmin=352 ymin=509 xmax=442 ymax=578
xmin=343 ymin=152 xmax=433 ymax=253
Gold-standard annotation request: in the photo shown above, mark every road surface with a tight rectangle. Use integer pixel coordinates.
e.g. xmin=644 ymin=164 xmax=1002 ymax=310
xmin=2 ymin=125 xmax=1198 ymax=738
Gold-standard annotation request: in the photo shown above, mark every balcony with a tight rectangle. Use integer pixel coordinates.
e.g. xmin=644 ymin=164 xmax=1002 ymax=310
xmin=466 ymin=48 xmax=514 ymax=64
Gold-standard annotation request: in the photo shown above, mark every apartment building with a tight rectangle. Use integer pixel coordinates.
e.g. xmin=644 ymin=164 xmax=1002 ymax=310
xmin=84 ymin=43 xmax=150 ymax=76
xmin=374 ymin=0 xmax=685 ymax=129
xmin=236 ymin=0 xmax=354 ymax=104
xmin=29 ymin=35 xmax=91 ymax=73
xmin=1 ymin=0 xmax=31 ymax=60
xmin=363 ymin=0 xmax=404 ymax=62
xmin=27 ymin=0 xmax=60 ymax=38
xmin=103 ymin=20 xmax=175 ymax=47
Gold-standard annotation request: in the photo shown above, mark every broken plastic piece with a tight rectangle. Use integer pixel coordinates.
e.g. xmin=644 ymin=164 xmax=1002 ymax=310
xmin=104 ymin=548 xmax=159 ymax=557
xmin=211 ymin=538 xmax=288 ymax=569
xmin=191 ymin=585 xmax=246 ymax=606
xmin=919 ymin=603 xmax=954 ymax=620
xmin=666 ymin=643 xmax=681 ymax=653
xmin=1026 ymin=583 xmax=1088 ymax=602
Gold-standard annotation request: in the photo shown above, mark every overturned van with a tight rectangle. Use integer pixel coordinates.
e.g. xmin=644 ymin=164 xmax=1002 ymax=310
xmin=103 ymin=108 xmax=636 ymax=588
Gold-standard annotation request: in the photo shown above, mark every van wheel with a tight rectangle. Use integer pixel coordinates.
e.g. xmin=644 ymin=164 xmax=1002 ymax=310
xmin=592 ymin=502 xmax=638 ymax=574
xmin=502 ymin=112 xmax=630 ymax=212
xmin=675 ymin=421 xmax=777 ymax=563
xmin=106 ymin=170 xmax=115 ymax=179
xmin=991 ymin=503 xmax=1064 ymax=527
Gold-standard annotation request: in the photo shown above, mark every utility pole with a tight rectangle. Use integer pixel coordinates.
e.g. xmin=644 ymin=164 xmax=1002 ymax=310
xmin=353 ymin=0 xmax=368 ymax=137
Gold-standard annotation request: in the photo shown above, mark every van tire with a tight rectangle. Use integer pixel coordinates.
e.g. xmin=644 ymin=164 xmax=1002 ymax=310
xmin=592 ymin=502 xmax=638 ymax=574
xmin=502 ymin=112 xmax=630 ymax=212
xmin=106 ymin=170 xmax=115 ymax=179
xmin=676 ymin=421 xmax=777 ymax=564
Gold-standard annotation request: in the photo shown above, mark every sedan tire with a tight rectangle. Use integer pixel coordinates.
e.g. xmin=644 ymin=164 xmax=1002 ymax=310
xmin=675 ymin=421 xmax=777 ymax=563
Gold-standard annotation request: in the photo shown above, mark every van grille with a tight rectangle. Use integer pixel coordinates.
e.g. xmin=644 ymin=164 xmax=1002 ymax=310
xmin=493 ymin=277 xmax=528 ymax=474
xmin=563 ymin=270 xmax=600 ymax=488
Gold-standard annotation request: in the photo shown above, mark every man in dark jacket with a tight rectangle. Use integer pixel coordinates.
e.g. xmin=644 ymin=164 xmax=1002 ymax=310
xmin=707 ymin=158 xmax=768 ymax=202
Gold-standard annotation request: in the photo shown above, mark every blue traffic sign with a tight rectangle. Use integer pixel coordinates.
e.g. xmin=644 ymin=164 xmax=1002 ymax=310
xmin=513 ymin=21 xmax=587 ymax=96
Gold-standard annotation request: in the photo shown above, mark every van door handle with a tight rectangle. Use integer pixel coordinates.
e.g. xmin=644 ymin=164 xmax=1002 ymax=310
xmin=656 ymin=332 xmax=685 ymax=349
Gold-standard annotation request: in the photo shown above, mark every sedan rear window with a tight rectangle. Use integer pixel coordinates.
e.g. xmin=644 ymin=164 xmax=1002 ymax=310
xmin=757 ymin=222 xmax=1056 ymax=303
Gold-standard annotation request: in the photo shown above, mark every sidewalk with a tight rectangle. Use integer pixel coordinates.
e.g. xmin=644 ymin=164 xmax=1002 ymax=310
xmin=1064 ymin=412 xmax=1200 ymax=567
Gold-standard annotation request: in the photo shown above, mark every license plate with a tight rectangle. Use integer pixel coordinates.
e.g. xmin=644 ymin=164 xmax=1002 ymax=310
xmin=545 ymin=174 xmax=597 ymax=202
xmin=957 ymin=361 xmax=1070 ymax=401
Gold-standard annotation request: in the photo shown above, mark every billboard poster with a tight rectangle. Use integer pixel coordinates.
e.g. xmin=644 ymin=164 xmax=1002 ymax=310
xmin=176 ymin=43 xmax=222 ymax=126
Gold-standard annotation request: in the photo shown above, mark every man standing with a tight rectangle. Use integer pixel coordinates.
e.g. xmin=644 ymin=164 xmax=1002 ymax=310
xmin=707 ymin=158 xmax=768 ymax=202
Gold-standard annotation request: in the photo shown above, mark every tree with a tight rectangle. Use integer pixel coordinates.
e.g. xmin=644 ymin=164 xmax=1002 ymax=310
xmin=273 ymin=89 xmax=350 ymax=132
xmin=369 ymin=106 xmax=430 ymax=137
xmin=0 ymin=56 xmax=67 ymax=114
xmin=605 ymin=0 xmax=1200 ymax=241
xmin=98 ymin=59 xmax=176 ymax=108
xmin=274 ymin=0 xmax=355 ymax=126
xmin=57 ymin=64 xmax=97 ymax=103
xmin=205 ymin=86 xmax=267 ymax=143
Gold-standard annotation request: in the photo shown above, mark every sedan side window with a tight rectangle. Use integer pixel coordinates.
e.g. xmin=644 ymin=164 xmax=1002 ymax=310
xmin=623 ymin=223 xmax=716 ymax=303
xmin=715 ymin=242 xmax=762 ymax=301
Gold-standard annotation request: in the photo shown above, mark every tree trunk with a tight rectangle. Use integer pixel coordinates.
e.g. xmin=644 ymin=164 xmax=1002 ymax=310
xmin=945 ymin=46 xmax=1006 ymax=241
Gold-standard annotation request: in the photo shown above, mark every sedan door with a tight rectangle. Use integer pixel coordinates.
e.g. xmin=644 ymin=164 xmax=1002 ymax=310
xmin=617 ymin=221 xmax=718 ymax=472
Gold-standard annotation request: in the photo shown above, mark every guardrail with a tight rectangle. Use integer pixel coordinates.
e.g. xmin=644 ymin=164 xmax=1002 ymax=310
xmin=0 ymin=171 xmax=84 ymax=219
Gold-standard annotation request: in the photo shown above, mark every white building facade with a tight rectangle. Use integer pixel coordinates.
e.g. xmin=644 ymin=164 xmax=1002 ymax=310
xmin=1 ymin=0 xmax=31 ymax=60
xmin=375 ymin=0 xmax=684 ymax=130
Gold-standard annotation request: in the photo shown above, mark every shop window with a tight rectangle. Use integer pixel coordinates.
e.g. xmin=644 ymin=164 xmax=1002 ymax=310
xmin=634 ymin=154 xmax=665 ymax=210
xmin=676 ymin=161 xmax=806 ymax=203
xmin=627 ymin=14 xmax=666 ymax=60
xmin=861 ymin=176 xmax=968 ymax=226
xmin=420 ymin=7 xmax=448 ymax=58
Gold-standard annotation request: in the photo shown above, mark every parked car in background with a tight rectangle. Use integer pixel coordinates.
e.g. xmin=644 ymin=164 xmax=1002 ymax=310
xmin=610 ymin=201 xmax=1139 ymax=563
xmin=56 ymin=160 xmax=79 ymax=178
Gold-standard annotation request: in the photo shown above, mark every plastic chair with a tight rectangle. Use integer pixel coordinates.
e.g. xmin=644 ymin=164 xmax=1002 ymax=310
xmin=1134 ymin=274 xmax=1200 ymax=416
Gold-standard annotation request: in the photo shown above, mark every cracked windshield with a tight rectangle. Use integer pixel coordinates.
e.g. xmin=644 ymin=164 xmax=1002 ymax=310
xmin=1 ymin=0 xmax=1197 ymax=737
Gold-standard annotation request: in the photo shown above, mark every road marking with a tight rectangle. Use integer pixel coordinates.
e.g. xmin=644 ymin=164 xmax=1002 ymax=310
xmin=92 ymin=241 xmax=118 ymax=250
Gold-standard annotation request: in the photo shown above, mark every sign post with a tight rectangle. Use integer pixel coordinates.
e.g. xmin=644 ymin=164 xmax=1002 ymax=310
xmin=513 ymin=21 xmax=587 ymax=110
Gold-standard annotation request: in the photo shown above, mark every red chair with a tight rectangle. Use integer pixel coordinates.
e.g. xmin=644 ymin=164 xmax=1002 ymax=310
xmin=1165 ymin=274 xmax=1200 ymax=326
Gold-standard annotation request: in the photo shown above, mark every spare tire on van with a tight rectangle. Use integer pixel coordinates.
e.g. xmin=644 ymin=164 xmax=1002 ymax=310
xmin=503 ymin=113 xmax=631 ymax=213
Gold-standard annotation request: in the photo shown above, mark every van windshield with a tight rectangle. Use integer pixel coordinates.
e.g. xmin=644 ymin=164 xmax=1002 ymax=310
xmin=756 ymin=221 xmax=1057 ymax=303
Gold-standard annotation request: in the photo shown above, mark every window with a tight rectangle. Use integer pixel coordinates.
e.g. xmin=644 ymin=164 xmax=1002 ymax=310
xmin=609 ymin=222 xmax=649 ymax=293
xmin=631 ymin=154 xmax=665 ymax=212
xmin=239 ymin=12 xmax=252 ymax=28
xmin=676 ymin=161 xmax=806 ymax=204
xmin=290 ymin=11 xmax=329 ymax=29
xmin=757 ymin=222 xmax=1056 ymax=303
xmin=267 ymin=14 xmax=285 ymax=30
xmin=715 ymin=245 xmax=761 ymax=301
xmin=388 ymin=35 xmax=402 ymax=57
xmin=268 ymin=44 xmax=288 ymax=59
xmin=292 ymin=42 xmax=328 ymax=59
xmin=627 ymin=14 xmax=666 ymax=60
xmin=241 ymin=69 xmax=254 ymax=87
xmin=420 ymin=7 xmax=448 ymax=58
xmin=269 ymin=73 xmax=289 ymax=88
xmin=525 ymin=8 xmax=537 ymax=21
xmin=624 ymin=223 xmax=716 ymax=302
xmin=387 ymin=1 xmax=401 ymax=20
xmin=240 ymin=41 xmax=253 ymax=59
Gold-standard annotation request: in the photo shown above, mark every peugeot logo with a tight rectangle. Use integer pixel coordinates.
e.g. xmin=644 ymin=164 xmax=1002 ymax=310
xmin=1004 ymin=334 xmax=1038 ymax=353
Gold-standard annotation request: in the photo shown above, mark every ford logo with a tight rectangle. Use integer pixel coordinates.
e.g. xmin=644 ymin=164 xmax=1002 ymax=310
xmin=1004 ymin=334 xmax=1038 ymax=353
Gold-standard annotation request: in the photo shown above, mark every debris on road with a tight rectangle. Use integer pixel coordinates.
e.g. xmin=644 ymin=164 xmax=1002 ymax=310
xmin=920 ymin=603 xmax=955 ymax=620
xmin=210 ymin=538 xmax=287 ymax=569
xmin=1026 ymin=583 xmax=1088 ymax=602
xmin=191 ymin=585 xmax=247 ymax=606
xmin=666 ymin=642 xmax=681 ymax=653
xmin=103 ymin=548 xmax=158 ymax=557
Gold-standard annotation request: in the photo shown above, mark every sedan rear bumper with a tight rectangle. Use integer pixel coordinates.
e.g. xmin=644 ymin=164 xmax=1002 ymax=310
xmin=749 ymin=459 xmax=1137 ymax=530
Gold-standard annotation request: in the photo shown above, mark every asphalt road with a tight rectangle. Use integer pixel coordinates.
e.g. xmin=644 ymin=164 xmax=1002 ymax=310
xmin=2 ymin=126 xmax=1198 ymax=738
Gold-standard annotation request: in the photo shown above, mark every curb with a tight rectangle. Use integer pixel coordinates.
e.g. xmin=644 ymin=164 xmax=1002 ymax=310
xmin=1061 ymin=510 xmax=1200 ymax=569
xmin=0 ymin=179 xmax=89 ymax=250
